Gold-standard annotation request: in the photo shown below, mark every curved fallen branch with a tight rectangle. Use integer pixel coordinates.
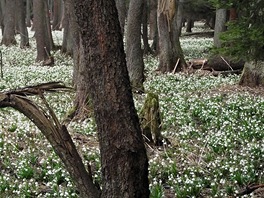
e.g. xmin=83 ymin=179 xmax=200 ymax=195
xmin=0 ymin=82 xmax=101 ymax=198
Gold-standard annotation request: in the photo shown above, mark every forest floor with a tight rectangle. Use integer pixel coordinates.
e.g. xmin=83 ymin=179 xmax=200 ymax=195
xmin=0 ymin=23 xmax=263 ymax=198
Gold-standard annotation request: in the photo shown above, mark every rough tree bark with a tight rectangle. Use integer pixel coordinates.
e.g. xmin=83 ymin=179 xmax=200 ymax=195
xmin=126 ymin=0 xmax=145 ymax=93
xmin=1 ymin=0 xmax=17 ymax=46
xmin=74 ymin=0 xmax=150 ymax=197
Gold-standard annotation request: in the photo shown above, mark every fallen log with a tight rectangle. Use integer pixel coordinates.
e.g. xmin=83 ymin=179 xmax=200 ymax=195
xmin=205 ymin=55 xmax=245 ymax=71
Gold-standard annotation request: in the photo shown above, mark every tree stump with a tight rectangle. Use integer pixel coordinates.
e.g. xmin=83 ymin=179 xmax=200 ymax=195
xmin=139 ymin=92 xmax=163 ymax=146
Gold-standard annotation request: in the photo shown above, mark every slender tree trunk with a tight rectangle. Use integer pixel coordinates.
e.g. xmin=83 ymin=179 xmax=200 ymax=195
xmin=74 ymin=0 xmax=150 ymax=197
xmin=1 ymin=0 xmax=17 ymax=46
xmin=142 ymin=0 xmax=152 ymax=55
xmin=115 ymin=0 xmax=127 ymax=35
xmin=61 ymin=10 xmax=72 ymax=55
xmin=0 ymin=0 xmax=4 ymax=35
xmin=33 ymin=0 xmax=53 ymax=62
xmin=186 ymin=18 xmax=193 ymax=32
xmin=16 ymin=0 xmax=30 ymax=48
xmin=64 ymin=0 xmax=90 ymax=120
xmin=26 ymin=0 xmax=32 ymax=27
xmin=214 ymin=8 xmax=227 ymax=48
xmin=52 ymin=0 xmax=63 ymax=30
xmin=176 ymin=0 xmax=184 ymax=36
xmin=149 ymin=0 xmax=158 ymax=53
xmin=149 ymin=0 xmax=157 ymax=40
xmin=126 ymin=0 xmax=145 ymax=93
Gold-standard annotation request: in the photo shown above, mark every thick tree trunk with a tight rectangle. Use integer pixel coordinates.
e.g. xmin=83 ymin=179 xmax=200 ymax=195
xmin=16 ymin=0 xmax=30 ymax=48
xmin=115 ymin=0 xmax=127 ymax=35
xmin=74 ymin=0 xmax=150 ymax=197
xmin=33 ymin=0 xmax=53 ymax=62
xmin=126 ymin=0 xmax=145 ymax=93
xmin=239 ymin=61 xmax=264 ymax=87
xmin=214 ymin=8 xmax=227 ymax=48
xmin=1 ymin=0 xmax=17 ymax=46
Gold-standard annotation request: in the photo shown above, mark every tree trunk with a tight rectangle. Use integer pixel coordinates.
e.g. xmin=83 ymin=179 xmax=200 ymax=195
xmin=1 ymin=0 xmax=17 ymax=46
xmin=33 ymin=0 xmax=53 ymax=62
xmin=126 ymin=0 xmax=145 ymax=93
xmin=0 ymin=0 xmax=5 ymax=35
xmin=142 ymin=0 xmax=151 ymax=55
xmin=186 ymin=18 xmax=193 ymax=33
xmin=149 ymin=0 xmax=158 ymax=53
xmin=61 ymin=10 xmax=72 ymax=55
xmin=239 ymin=61 xmax=264 ymax=87
xmin=26 ymin=0 xmax=32 ymax=27
xmin=214 ymin=8 xmax=227 ymax=48
xmin=52 ymin=0 xmax=63 ymax=30
xmin=149 ymin=0 xmax=157 ymax=40
xmin=115 ymin=0 xmax=127 ymax=35
xmin=176 ymin=0 xmax=184 ymax=36
xmin=157 ymin=0 xmax=186 ymax=72
xmin=16 ymin=0 xmax=30 ymax=48
xmin=229 ymin=7 xmax=237 ymax=21
xmin=74 ymin=0 xmax=150 ymax=197
xmin=63 ymin=0 xmax=90 ymax=120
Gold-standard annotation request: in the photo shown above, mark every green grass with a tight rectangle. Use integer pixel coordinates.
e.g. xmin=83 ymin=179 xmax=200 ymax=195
xmin=0 ymin=25 xmax=263 ymax=197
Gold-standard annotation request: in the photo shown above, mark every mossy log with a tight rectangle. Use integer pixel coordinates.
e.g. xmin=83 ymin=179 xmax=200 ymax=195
xmin=139 ymin=92 xmax=163 ymax=146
